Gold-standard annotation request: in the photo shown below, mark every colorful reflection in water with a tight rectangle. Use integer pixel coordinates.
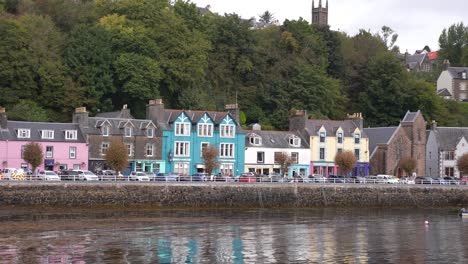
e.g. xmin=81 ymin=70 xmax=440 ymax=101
xmin=0 ymin=208 xmax=467 ymax=263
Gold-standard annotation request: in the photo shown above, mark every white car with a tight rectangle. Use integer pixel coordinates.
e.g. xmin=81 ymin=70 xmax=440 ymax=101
xmin=38 ymin=171 xmax=61 ymax=181
xmin=73 ymin=170 xmax=99 ymax=181
xmin=2 ymin=168 xmax=25 ymax=180
xmin=129 ymin=171 xmax=150 ymax=181
xmin=377 ymin=175 xmax=399 ymax=184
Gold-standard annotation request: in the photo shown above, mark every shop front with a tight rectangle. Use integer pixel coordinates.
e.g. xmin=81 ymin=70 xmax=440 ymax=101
xmin=289 ymin=164 xmax=309 ymax=177
xmin=354 ymin=162 xmax=370 ymax=176
xmin=131 ymin=160 xmax=165 ymax=174
xmin=310 ymin=162 xmax=337 ymax=176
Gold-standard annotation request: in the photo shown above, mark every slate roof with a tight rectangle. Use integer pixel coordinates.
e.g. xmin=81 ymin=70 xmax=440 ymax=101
xmin=82 ymin=117 xmax=160 ymax=136
xmin=245 ymin=130 xmax=309 ymax=148
xmin=405 ymin=53 xmax=427 ymax=70
xmin=303 ymin=119 xmax=367 ymax=138
xmin=437 ymin=88 xmax=452 ymax=96
xmin=402 ymin=111 xmax=418 ymax=122
xmin=0 ymin=121 xmax=86 ymax=142
xmin=363 ymin=127 xmax=399 ymax=156
xmin=95 ymin=110 xmax=134 ymax=119
xmin=433 ymin=127 xmax=468 ymax=150
xmin=447 ymin=67 xmax=468 ymax=79
xmin=157 ymin=109 xmax=239 ymax=131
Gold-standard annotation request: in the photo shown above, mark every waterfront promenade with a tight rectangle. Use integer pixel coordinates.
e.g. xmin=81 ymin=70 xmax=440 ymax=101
xmin=0 ymin=182 xmax=467 ymax=208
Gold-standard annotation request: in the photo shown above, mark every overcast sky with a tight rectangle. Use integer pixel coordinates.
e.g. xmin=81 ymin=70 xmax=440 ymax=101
xmin=190 ymin=0 xmax=467 ymax=53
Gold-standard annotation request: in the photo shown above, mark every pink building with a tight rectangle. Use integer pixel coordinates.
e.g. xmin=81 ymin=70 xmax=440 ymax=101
xmin=0 ymin=107 xmax=88 ymax=172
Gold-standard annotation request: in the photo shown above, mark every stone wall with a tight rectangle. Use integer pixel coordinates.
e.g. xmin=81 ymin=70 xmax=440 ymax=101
xmin=0 ymin=183 xmax=467 ymax=208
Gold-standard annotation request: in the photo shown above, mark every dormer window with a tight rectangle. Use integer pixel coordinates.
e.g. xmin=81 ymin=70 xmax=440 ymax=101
xmin=41 ymin=130 xmax=54 ymax=139
xmin=220 ymin=124 xmax=235 ymax=138
xmin=289 ymin=135 xmax=301 ymax=147
xmin=319 ymin=132 xmax=326 ymax=143
xmin=65 ymin=130 xmax=77 ymax=140
xmin=147 ymin=127 xmax=154 ymax=138
xmin=124 ymin=127 xmax=132 ymax=137
xmin=102 ymin=126 xmax=110 ymax=137
xmin=462 ymin=71 xmax=467 ymax=79
xmin=198 ymin=123 xmax=213 ymax=137
xmin=17 ymin=129 xmax=30 ymax=139
xmin=354 ymin=133 xmax=361 ymax=144
xmin=249 ymin=135 xmax=262 ymax=146
xmin=175 ymin=123 xmax=190 ymax=136
xmin=337 ymin=132 xmax=343 ymax=144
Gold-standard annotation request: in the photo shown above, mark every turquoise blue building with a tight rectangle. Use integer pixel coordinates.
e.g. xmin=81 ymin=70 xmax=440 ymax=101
xmin=146 ymin=100 xmax=245 ymax=176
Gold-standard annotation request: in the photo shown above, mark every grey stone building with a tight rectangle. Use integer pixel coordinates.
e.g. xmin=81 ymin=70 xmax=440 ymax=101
xmin=437 ymin=60 xmax=468 ymax=101
xmin=312 ymin=0 xmax=328 ymax=25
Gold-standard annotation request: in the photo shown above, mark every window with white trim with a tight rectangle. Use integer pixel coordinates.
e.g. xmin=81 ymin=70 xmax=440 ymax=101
xmin=175 ymin=141 xmax=190 ymax=156
xmin=337 ymin=133 xmax=343 ymax=144
xmin=21 ymin=145 xmax=26 ymax=158
xmin=65 ymin=130 xmax=77 ymax=140
xmin=41 ymin=130 xmax=54 ymax=139
xmin=291 ymin=152 xmax=299 ymax=164
xmin=289 ymin=136 xmax=301 ymax=147
xmin=201 ymin=142 xmax=209 ymax=156
xmin=220 ymin=163 xmax=234 ymax=176
xmin=198 ymin=123 xmax=213 ymax=137
xmin=249 ymin=136 xmax=262 ymax=145
xmin=220 ymin=124 xmax=235 ymax=138
xmin=175 ymin=123 xmax=191 ymax=136
xmin=102 ymin=126 xmax=110 ymax=137
xmin=146 ymin=144 xmax=154 ymax=157
xmin=319 ymin=132 xmax=326 ymax=143
xmin=220 ymin=143 xmax=234 ymax=158
xmin=46 ymin=146 xmax=53 ymax=158
xmin=69 ymin=146 xmax=77 ymax=159
xmin=126 ymin=143 xmax=133 ymax=157
xmin=257 ymin=152 xmax=264 ymax=163
xmin=174 ymin=162 xmax=190 ymax=175
xmin=319 ymin=148 xmax=325 ymax=160
xmin=101 ymin=142 xmax=109 ymax=155
xmin=355 ymin=149 xmax=360 ymax=160
xmin=147 ymin=128 xmax=154 ymax=138
xmin=124 ymin=127 xmax=132 ymax=137
xmin=17 ymin=129 xmax=30 ymax=139
xmin=354 ymin=133 xmax=361 ymax=144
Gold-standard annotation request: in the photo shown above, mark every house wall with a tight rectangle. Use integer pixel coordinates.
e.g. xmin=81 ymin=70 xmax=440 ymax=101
xmin=244 ymin=147 xmax=310 ymax=176
xmin=453 ymin=79 xmax=468 ymax=101
xmin=440 ymin=137 xmax=468 ymax=178
xmin=0 ymin=141 xmax=88 ymax=172
xmin=425 ymin=130 xmax=439 ymax=177
xmin=437 ymin=71 xmax=453 ymax=97
xmin=402 ymin=113 xmax=427 ymax=175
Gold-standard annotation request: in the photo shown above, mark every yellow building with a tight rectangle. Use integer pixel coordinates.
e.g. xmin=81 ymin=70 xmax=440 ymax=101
xmin=290 ymin=112 xmax=370 ymax=176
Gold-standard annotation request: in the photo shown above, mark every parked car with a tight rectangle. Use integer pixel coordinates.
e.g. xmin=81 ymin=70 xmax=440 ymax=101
xmin=309 ymin=174 xmax=327 ymax=183
xmin=444 ymin=176 xmax=459 ymax=185
xmin=215 ymin=174 xmax=235 ymax=182
xmin=415 ymin=176 xmax=434 ymax=184
xmin=2 ymin=168 xmax=23 ymax=180
xmin=257 ymin=174 xmax=272 ymax=182
xmin=376 ymin=175 xmax=399 ymax=184
xmin=458 ymin=177 xmax=468 ymax=185
xmin=348 ymin=175 xmax=367 ymax=183
xmin=399 ymin=176 xmax=415 ymax=184
xmin=155 ymin=173 xmax=180 ymax=182
xmin=327 ymin=175 xmax=346 ymax=183
xmin=73 ymin=170 xmax=99 ymax=181
xmin=290 ymin=174 xmax=305 ymax=183
xmin=431 ymin=177 xmax=448 ymax=185
xmin=237 ymin=172 xmax=256 ymax=183
xmin=190 ymin=173 xmax=208 ymax=181
xmin=97 ymin=170 xmax=118 ymax=181
xmin=38 ymin=171 xmax=61 ymax=181
xmin=129 ymin=171 xmax=150 ymax=181
xmin=269 ymin=173 xmax=285 ymax=183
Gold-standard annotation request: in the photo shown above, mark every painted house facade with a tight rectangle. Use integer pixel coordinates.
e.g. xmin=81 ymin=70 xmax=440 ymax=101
xmin=244 ymin=125 xmax=310 ymax=176
xmin=364 ymin=111 xmax=426 ymax=176
xmin=73 ymin=106 xmax=164 ymax=175
xmin=289 ymin=111 xmax=370 ymax=176
xmin=0 ymin=107 xmax=88 ymax=172
xmin=437 ymin=61 xmax=468 ymax=101
xmin=146 ymin=100 xmax=245 ymax=176
xmin=426 ymin=123 xmax=468 ymax=178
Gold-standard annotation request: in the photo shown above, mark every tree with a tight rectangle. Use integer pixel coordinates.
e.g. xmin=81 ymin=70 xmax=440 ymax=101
xmin=457 ymin=153 xmax=468 ymax=177
xmin=376 ymin=26 xmax=399 ymax=52
xmin=335 ymin=150 xmax=357 ymax=176
xmin=276 ymin=152 xmax=292 ymax=176
xmin=259 ymin=10 xmax=276 ymax=25
xmin=438 ymin=22 xmax=467 ymax=66
xmin=23 ymin=142 xmax=43 ymax=174
xmin=202 ymin=145 xmax=219 ymax=176
xmin=7 ymin=100 xmax=48 ymax=121
xmin=105 ymin=140 xmax=128 ymax=175
xmin=399 ymin=156 xmax=416 ymax=176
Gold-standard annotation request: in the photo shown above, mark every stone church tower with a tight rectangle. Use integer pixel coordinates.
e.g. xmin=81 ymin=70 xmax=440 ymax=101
xmin=312 ymin=0 xmax=328 ymax=25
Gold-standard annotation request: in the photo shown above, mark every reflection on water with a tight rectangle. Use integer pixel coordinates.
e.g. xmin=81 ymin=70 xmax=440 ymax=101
xmin=0 ymin=208 xmax=467 ymax=263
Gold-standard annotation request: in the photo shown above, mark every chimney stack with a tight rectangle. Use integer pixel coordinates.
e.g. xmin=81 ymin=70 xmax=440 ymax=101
xmin=0 ymin=106 xmax=7 ymax=129
xmin=289 ymin=110 xmax=307 ymax=131
xmin=443 ymin=59 xmax=450 ymax=71
xmin=225 ymin=103 xmax=240 ymax=124
xmin=347 ymin=112 xmax=364 ymax=131
xmin=431 ymin=120 xmax=437 ymax=131
xmin=146 ymin=99 xmax=165 ymax=123
xmin=73 ymin=107 xmax=89 ymax=128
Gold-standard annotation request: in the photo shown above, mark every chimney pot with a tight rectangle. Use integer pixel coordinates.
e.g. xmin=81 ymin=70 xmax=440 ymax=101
xmin=75 ymin=107 xmax=86 ymax=113
xmin=0 ymin=107 xmax=5 ymax=113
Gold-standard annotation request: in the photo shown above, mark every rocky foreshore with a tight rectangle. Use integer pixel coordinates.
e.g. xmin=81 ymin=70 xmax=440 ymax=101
xmin=0 ymin=182 xmax=467 ymax=208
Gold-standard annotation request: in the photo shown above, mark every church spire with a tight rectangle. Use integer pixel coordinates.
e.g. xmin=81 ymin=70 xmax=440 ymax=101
xmin=312 ymin=0 xmax=315 ymax=8
xmin=326 ymin=0 xmax=328 ymax=8
xmin=319 ymin=0 xmax=322 ymax=8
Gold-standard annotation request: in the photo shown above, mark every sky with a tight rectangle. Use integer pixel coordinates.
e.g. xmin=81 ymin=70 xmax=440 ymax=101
xmin=190 ymin=0 xmax=467 ymax=53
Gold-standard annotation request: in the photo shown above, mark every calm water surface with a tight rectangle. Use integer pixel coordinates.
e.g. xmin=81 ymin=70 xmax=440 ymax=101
xmin=0 ymin=207 xmax=466 ymax=263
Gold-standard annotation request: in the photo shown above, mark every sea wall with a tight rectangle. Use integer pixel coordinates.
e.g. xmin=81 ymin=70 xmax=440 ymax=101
xmin=0 ymin=183 xmax=467 ymax=208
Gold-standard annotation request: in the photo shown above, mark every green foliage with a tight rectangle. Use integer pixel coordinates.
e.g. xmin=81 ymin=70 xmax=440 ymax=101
xmin=7 ymin=100 xmax=48 ymax=122
xmin=438 ymin=22 xmax=468 ymax=66
xmin=23 ymin=142 xmax=43 ymax=173
xmin=457 ymin=153 xmax=468 ymax=176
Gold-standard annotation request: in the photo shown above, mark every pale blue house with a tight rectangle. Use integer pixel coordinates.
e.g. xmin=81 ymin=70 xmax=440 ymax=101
xmin=146 ymin=99 xmax=245 ymax=176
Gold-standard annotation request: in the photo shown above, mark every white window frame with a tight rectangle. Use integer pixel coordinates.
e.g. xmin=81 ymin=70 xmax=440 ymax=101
xmin=175 ymin=141 xmax=190 ymax=157
xmin=174 ymin=162 xmax=190 ymax=175
xmin=102 ymin=126 xmax=110 ymax=137
xmin=355 ymin=148 xmax=361 ymax=161
xmin=201 ymin=142 xmax=209 ymax=157
xmin=337 ymin=132 xmax=343 ymax=144
xmin=319 ymin=132 xmax=326 ymax=143
xmin=17 ymin=129 xmax=30 ymax=139
xmin=41 ymin=130 xmax=54 ymax=140
xmin=289 ymin=136 xmax=300 ymax=147
xmin=65 ymin=130 xmax=77 ymax=140
xmin=257 ymin=151 xmax=265 ymax=163
xmin=250 ymin=136 xmax=262 ymax=145
xmin=69 ymin=146 xmax=77 ymax=159
xmin=197 ymin=123 xmax=213 ymax=137
xmin=146 ymin=143 xmax=154 ymax=157
xmin=291 ymin=152 xmax=299 ymax=164
xmin=319 ymin=148 xmax=325 ymax=160
xmin=175 ymin=122 xmax=191 ymax=136
xmin=147 ymin=128 xmax=154 ymax=138
xmin=126 ymin=143 xmax=133 ymax=157
xmin=46 ymin=146 xmax=53 ymax=158
xmin=355 ymin=133 xmax=361 ymax=144
xmin=101 ymin=142 xmax=109 ymax=155
xmin=220 ymin=143 xmax=234 ymax=158
xmin=220 ymin=163 xmax=234 ymax=176
xmin=220 ymin=124 xmax=235 ymax=138
xmin=124 ymin=127 xmax=132 ymax=137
